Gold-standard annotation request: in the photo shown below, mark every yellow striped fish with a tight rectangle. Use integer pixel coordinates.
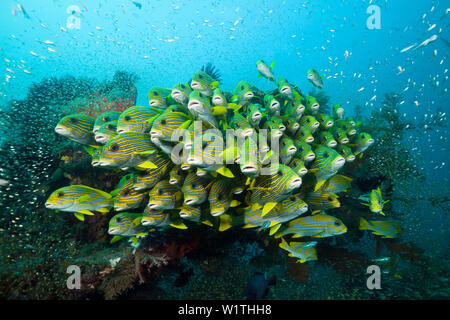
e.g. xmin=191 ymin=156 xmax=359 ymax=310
xmin=181 ymin=172 xmax=212 ymax=206
xmin=133 ymin=154 xmax=173 ymax=191
xmin=94 ymin=121 xmax=118 ymax=144
xmin=45 ymin=185 xmax=113 ymax=221
xmin=279 ymin=237 xmax=318 ymax=263
xmin=309 ymin=146 xmax=345 ymax=191
xmin=322 ymin=175 xmax=353 ymax=194
xmin=150 ymin=107 xmax=191 ymax=142
xmin=178 ymin=205 xmax=213 ymax=226
xmin=336 ymin=145 xmax=355 ymax=162
xmin=299 ymin=115 xmax=320 ymax=133
xmin=171 ymin=83 xmax=192 ymax=106
xmin=208 ymin=178 xmax=241 ymax=216
xmin=108 ymin=212 xmax=148 ymax=244
xmin=288 ymin=157 xmax=308 ymax=177
xmin=117 ymin=106 xmax=161 ymax=133
xmin=190 ymin=71 xmax=219 ymax=97
xmin=142 ymin=207 xmax=187 ymax=229
xmin=187 ymin=90 xmax=218 ymax=128
xmin=305 ymin=190 xmax=340 ymax=213
xmin=98 ymin=132 xmax=158 ymax=169
xmin=359 ymin=218 xmax=401 ymax=238
xmin=147 ymin=179 xmax=183 ymax=210
xmin=273 ymin=213 xmax=347 ymax=238
xmin=113 ymin=178 xmax=148 ymax=212
xmin=169 ymin=165 xmax=187 ymax=186
xmin=55 ymin=114 xmax=98 ymax=146
xmin=93 ymin=111 xmax=121 ymax=133
xmin=147 ymin=87 xmax=174 ymax=109
xmin=294 ymin=140 xmax=315 ymax=163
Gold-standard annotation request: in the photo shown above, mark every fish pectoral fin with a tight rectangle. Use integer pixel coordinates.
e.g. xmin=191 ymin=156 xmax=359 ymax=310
xmin=201 ymin=220 xmax=213 ymax=227
xmin=251 ymin=203 xmax=262 ymax=211
xmin=380 ymin=211 xmax=386 ymax=216
xmin=133 ymin=217 xmax=142 ymax=226
xmin=360 ymin=202 xmax=370 ymax=206
xmin=242 ymin=224 xmax=256 ymax=229
xmin=74 ymin=213 xmax=85 ymax=221
xmin=134 ymin=232 xmax=148 ymax=236
xmin=212 ymin=106 xmax=228 ymax=116
xmin=269 ymin=224 xmax=282 ymax=236
xmin=134 ymin=150 xmax=156 ymax=156
xmin=97 ymin=208 xmax=110 ymax=214
xmin=314 ymin=179 xmax=326 ymax=191
xmin=137 ymin=161 xmax=157 ymax=169
xmin=210 ymin=81 xmax=220 ymax=89
xmin=296 ymin=259 xmax=306 ymax=264
xmin=110 ymin=235 xmax=123 ymax=244
xmin=229 ymin=200 xmax=240 ymax=207
xmin=291 ymin=234 xmax=302 ymax=238
xmin=270 ymin=61 xmax=276 ymax=70
xmin=261 ymin=202 xmax=277 ymax=217
xmin=77 ymin=210 xmax=94 ymax=215
xmin=170 ymin=221 xmax=188 ymax=229
xmin=131 ymin=237 xmax=139 ymax=245
xmin=311 ymin=210 xmax=321 ymax=215
xmin=216 ymin=166 xmax=235 ymax=178
xmin=219 ymin=214 xmax=233 ymax=232
xmin=78 ymin=195 xmax=91 ymax=203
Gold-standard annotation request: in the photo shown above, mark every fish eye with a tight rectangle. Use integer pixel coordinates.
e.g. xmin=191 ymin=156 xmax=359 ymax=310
xmin=306 ymin=118 xmax=310 ymax=123
xmin=123 ymin=189 xmax=130 ymax=196
xmin=199 ymin=92 xmax=204 ymax=98
xmin=202 ymin=142 xmax=207 ymax=149
xmin=218 ymin=194 xmax=223 ymax=200
xmin=328 ymin=196 xmax=333 ymax=201
xmin=180 ymin=84 xmax=185 ymax=88
xmin=241 ymin=86 xmax=244 ymax=90
xmin=281 ymin=141 xmax=285 ymax=146
xmin=177 ymin=169 xmax=182 ymax=175
xmin=153 ymin=91 xmax=158 ymax=96
xmin=298 ymin=147 xmax=303 ymax=151
xmin=111 ymin=144 xmax=119 ymax=152
xmin=124 ymin=116 xmax=131 ymax=121
xmin=300 ymin=132 xmax=304 ymax=136
xmin=116 ymin=217 xmax=122 ymax=223
xmin=198 ymin=74 xmax=203 ymax=79
xmin=57 ymin=191 xmax=64 ymax=197
xmin=290 ymin=196 xmax=296 ymax=201
xmin=107 ymin=125 xmax=115 ymax=130
xmin=191 ymin=183 xmax=197 ymax=189
xmin=104 ymin=117 xmax=110 ymax=122
xmin=69 ymin=118 xmax=78 ymax=124
xmin=361 ymin=134 xmax=365 ymax=138
xmin=324 ymin=152 xmax=329 ymax=158
xmin=158 ymin=189 xmax=163 ymax=195
xmin=161 ymin=119 xmax=166 ymax=125
xmin=277 ymin=170 xmax=282 ymax=176
xmin=334 ymin=221 xmax=341 ymax=226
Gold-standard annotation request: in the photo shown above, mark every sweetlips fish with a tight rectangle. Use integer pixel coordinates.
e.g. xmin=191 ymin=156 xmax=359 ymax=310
xmin=333 ymin=119 xmax=356 ymax=136
xmin=98 ymin=132 xmax=158 ymax=169
xmin=273 ymin=213 xmax=347 ymax=238
xmin=142 ymin=207 xmax=188 ymax=229
xmin=277 ymin=77 xmax=294 ymax=100
xmin=181 ymin=172 xmax=213 ymax=206
xmin=247 ymin=164 xmax=302 ymax=216
xmin=263 ymin=94 xmax=281 ymax=116
xmin=294 ymin=126 xmax=314 ymax=144
xmin=171 ymin=83 xmax=192 ymax=106
xmin=332 ymin=104 xmax=344 ymax=120
xmin=93 ymin=111 xmax=121 ymax=133
xmin=208 ymin=178 xmax=241 ymax=216
xmin=359 ymin=218 xmax=401 ymax=238
xmin=294 ymin=140 xmax=315 ymax=163
xmin=219 ymin=194 xmax=308 ymax=232
xmin=45 ymin=185 xmax=113 ymax=221
xmin=178 ymin=205 xmax=213 ymax=226
xmin=307 ymin=69 xmax=324 ymax=89
xmin=256 ymin=59 xmax=276 ymax=82
xmin=95 ymin=121 xmax=118 ymax=144
xmin=317 ymin=131 xmax=337 ymax=148
xmin=147 ymin=87 xmax=174 ymax=108
xmin=187 ymin=90 xmax=218 ymax=128
xmin=232 ymin=81 xmax=257 ymax=106
xmin=230 ymin=112 xmax=255 ymax=139
xmin=316 ymin=113 xmax=334 ymax=130
xmin=284 ymin=100 xmax=305 ymax=121
xmin=147 ymin=179 xmax=183 ymax=210
xmin=132 ymin=154 xmax=172 ymax=191
xmin=150 ymin=106 xmax=191 ymax=142
xmin=113 ymin=173 xmax=134 ymax=192
xmin=283 ymin=117 xmax=300 ymax=136
xmin=169 ymin=165 xmax=187 ymax=186
xmin=288 ymin=157 xmax=308 ymax=177
xmin=305 ymin=95 xmax=320 ymax=114
xmin=336 ymin=144 xmax=355 ymax=162
xmin=309 ymin=146 xmax=346 ymax=191
xmin=299 ymin=115 xmax=320 ymax=133
xmin=262 ymin=116 xmax=285 ymax=138
xmin=55 ymin=114 xmax=98 ymax=146
xmin=211 ymin=88 xmax=228 ymax=107
xmin=108 ymin=212 xmax=148 ymax=244
xmin=190 ymin=70 xmax=220 ymax=96
xmin=84 ymin=145 xmax=102 ymax=166
xmin=359 ymin=187 xmax=389 ymax=216
xmin=322 ymin=174 xmax=352 ymax=194
xmin=305 ymin=190 xmax=340 ymax=214
xmin=113 ymin=178 xmax=148 ymax=211
xmin=117 ymin=106 xmax=160 ymax=134
xmin=349 ymin=132 xmax=374 ymax=156
xmin=279 ymin=237 xmax=318 ymax=263
xmin=279 ymin=135 xmax=297 ymax=165
xmin=237 ymin=136 xmax=262 ymax=178
xmin=246 ymin=104 xmax=262 ymax=127
xmin=330 ymin=127 xmax=349 ymax=144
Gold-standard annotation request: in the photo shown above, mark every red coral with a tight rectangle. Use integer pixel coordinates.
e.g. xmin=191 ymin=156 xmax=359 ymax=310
xmin=318 ymin=244 xmax=371 ymax=274
xmin=382 ymin=240 xmax=424 ymax=262
xmin=287 ymin=258 xmax=309 ymax=282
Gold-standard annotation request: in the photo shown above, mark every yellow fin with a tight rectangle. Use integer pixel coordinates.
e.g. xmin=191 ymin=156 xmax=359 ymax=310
xmin=230 ymin=200 xmax=240 ymax=207
xmin=219 ymin=214 xmax=233 ymax=232
xmin=133 ymin=217 xmax=142 ymax=226
xmin=74 ymin=212 xmax=85 ymax=221
xmin=296 ymin=259 xmax=306 ymax=264
xmin=311 ymin=210 xmax=321 ymax=215
xmin=269 ymin=223 xmax=282 ymax=236
xmin=110 ymin=235 xmax=123 ymax=244
xmin=261 ymin=202 xmax=277 ymax=217
xmin=77 ymin=210 xmax=94 ymax=216
xmin=292 ymin=234 xmax=302 ymax=238
xmin=314 ymin=179 xmax=326 ymax=191
xmin=201 ymin=220 xmax=213 ymax=227
xmin=279 ymin=237 xmax=289 ymax=250
xmin=251 ymin=203 xmax=262 ymax=211
xmin=216 ymin=166 xmax=234 ymax=178
xmin=97 ymin=207 xmax=109 ymax=214
xmin=131 ymin=237 xmax=138 ymax=245
xmin=170 ymin=221 xmax=188 ymax=229
xmin=137 ymin=161 xmax=157 ymax=169
xmin=211 ymin=81 xmax=220 ymax=89
xmin=242 ymin=224 xmax=256 ymax=229
xmin=212 ymin=106 xmax=228 ymax=116
xmin=135 ymin=232 xmax=147 ymax=236
xmin=179 ymin=120 xmax=192 ymax=130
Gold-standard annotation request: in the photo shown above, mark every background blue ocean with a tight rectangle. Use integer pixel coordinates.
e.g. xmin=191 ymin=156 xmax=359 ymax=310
xmin=0 ymin=0 xmax=448 ymax=298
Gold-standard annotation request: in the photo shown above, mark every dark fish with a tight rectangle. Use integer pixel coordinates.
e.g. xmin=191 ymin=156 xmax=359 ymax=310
xmin=132 ymin=1 xmax=142 ymax=9
xmin=245 ymin=272 xmax=276 ymax=300
xmin=174 ymin=268 xmax=193 ymax=287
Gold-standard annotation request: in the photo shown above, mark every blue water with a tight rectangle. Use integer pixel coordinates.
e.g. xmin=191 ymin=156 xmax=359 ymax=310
xmin=0 ymin=0 xmax=448 ymax=299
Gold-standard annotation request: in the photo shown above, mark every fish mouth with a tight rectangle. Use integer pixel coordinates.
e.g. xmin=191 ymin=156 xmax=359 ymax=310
xmin=243 ymin=128 xmax=255 ymax=137
xmin=348 ymin=129 xmax=356 ymax=136
xmin=147 ymin=203 xmax=159 ymax=210
xmin=241 ymin=164 xmax=258 ymax=174
xmin=346 ymin=155 xmax=356 ymax=162
xmin=91 ymin=160 xmax=100 ymax=166
xmin=179 ymin=211 xmax=190 ymax=218
xmin=289 ymin=177 xmax=302 ymax=190
xmin=190 ymin=81 xmax=201 ymax=90
xmin=367 ymin=139 xmax=375 ymax=145
xmin=244 ymin=92 xmax=254 ymax=99
xmin=279 ymin=125 xmax=286 ymax=132
xmin=210 ymin=209 xmax=225 ymax=217
xmin=171 ymin=90 xmax=183 ymax=100
xmin=141 ymin=219 xmax=154 ymax=226
xmin=291 ymin=123 xmax=299 ymax=130
xmin=187 ymin=100 xmax=202 ymax=110
xmin=117 ymin=128 xmax=126 ymax=134
xmin=196 ymin=170 xmax=207 ymax=176
xmin=150 ymin=130 xmax=162 ymax=138
xmin=311 ymin=103 xmax=319 ymax=110
xmin=281 ymin=87 xmax=291 ymax=95
xmin=95 ymin=135 xmax=107 ymax=143
xmin=45 ymin=202 xmax=55 ymax=208
xmin=114 ymin=206 xmax=126 ymax=212
xmin=181 ymin=163 xmax=191 ymax=170
xmin=252 ymin=112 xmax=262 ymax=120
xmin=328 ymin=141 xmax=337 ymax=148
xmin=304 ymin=153 xmax=315 ymax=162
xmin=307 ymin=74 xmax=313 ymax=79
xmin=232 ymin=187 xmax=244 ymax=194
xmin=297 ymin=168 xmax=308 ymax=176
xmin=312 ymin=122 xmax=320 ymax=129
xmin=169 ymin=179 xmax=178 ymax=184
xmin=149 ymin=100 xmax=160 ymax=107
xmin=213 ymin=96 xmax=224 ymax=104
xmin=184 ymin=198 xmax=197 ymax=205
xmin=305 ymin=137 xmax=314 ymax=143
xmin=325 ymin=121 xmax=333 ymax=128
xmin=335 ymin=156 xmax=346 ymax=166
xmin=272 ymin=130 xmax=283 ymax=138
xmin=54 ymin=125 xmax=69 ymax=135
xmin=108 ymin=228 xmax=119 ymax=235
xmin=340 ymin=138 xmax=349 ymax=144
xmin=187 ymin=157 xmax=202 ymax=166
xmin=287 ymin=146 xmax=297 ymax=155
xmin=296 ymin=105 xmax=305 ymax=114
xmin=97 ymin=160 xmax=113 ymax=167
xmin=93 ymin=127 xmax=99 ymax=134
xmin=270 ymin=102 xmax=280 ymax=110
